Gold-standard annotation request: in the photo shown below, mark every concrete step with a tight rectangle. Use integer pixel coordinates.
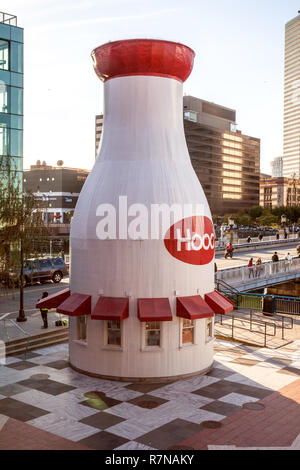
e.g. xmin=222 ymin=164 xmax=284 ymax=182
xmin=4 ymin=328 xmax=69 ymax=356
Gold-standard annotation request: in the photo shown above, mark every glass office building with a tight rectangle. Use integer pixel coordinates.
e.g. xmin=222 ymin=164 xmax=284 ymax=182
xmin=0 ymin=13 xmax=23 ymax=188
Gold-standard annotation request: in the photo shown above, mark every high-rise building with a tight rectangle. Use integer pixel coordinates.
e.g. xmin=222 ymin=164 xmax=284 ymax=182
xmin=271 ymin=156 xmax=283 ymax=177
xmin=0 ymin=12 xmax=23 ymax=187
xmin=183 ymin=96 xmax=260 ymax=215
xmin=283 ymin=12 xmax=300 ymax=178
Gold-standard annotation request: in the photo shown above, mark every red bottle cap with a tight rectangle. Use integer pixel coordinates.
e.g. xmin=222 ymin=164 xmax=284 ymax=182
xmin=91 ymin=38 xmax=195 ymax=83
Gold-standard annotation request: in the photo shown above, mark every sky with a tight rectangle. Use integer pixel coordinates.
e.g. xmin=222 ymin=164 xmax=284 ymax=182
xmin=1 ymin=0 xmax=299 ymax=173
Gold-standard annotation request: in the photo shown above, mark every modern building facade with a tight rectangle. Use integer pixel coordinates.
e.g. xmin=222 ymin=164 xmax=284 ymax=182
xmin=23 ymin=161 xmax=90 ymax=223
xmin=271 ymin=157 xmax=283 ymax=178
xmin=260 ymin=175 xmax=300 ymax=208
xmin=183 ymin=96 xmax=260 ymax=215
xmin=283 ymin=13 xmax=300 ymax=178
xmin=0 ymin=12 xmax=23 ymax=187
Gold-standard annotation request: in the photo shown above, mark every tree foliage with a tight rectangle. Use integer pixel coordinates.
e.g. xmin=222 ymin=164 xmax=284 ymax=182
xmin=214 ymin=205 xmax=300 ymax=226
xmin=0 ymin=156 xmax=49 ymax=285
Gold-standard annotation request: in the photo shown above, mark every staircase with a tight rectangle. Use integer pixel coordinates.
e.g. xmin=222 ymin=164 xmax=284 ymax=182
xmin=1 ymin=327 xmax=69 ymax=357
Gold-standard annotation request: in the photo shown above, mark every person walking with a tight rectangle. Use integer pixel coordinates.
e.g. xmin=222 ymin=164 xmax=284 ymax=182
xmin=39 ymin=291 xmax=49 ymax=329
xmin=248 ymin=258 xmax=254 ymax=278
xmin=255 ymin=258 xmax=263 ymax=277
xmin=285 ymin=252 xmax=292 ymax=272
xmin=272 ymin=252 xmax=279 ymax=274
xmin=247 ymin=236 xmax=252 ymax=244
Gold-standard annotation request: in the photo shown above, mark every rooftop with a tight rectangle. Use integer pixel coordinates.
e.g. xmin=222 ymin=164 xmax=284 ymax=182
xmin=0 ymin=12 xmax=17 ymax=26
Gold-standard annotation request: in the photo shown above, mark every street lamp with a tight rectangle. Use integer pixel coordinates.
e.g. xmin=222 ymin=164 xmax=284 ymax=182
xmin=281 ymin=214 xmax=287 ymax=226
xmin=228 ymin=216 xmax=235 ymax=244
xmin=228 ymin=216 xmax=234 ymax=228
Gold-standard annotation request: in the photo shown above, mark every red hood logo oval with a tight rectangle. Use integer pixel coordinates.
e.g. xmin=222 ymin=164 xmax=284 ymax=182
xmin=164 ymin=216 xmax=215 ymax=266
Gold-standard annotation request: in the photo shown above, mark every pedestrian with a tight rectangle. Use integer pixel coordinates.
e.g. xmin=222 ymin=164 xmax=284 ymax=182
xmin=248 ymin=258 xmax=254 ymax=278
xmin=258 ymin=233 xmax=263 ymax=242
xmin=272 ymin=252 xmax=279 ymax=274
xmin=276 ymin=232 xmax=280 ymax=240
xmin=284 ymin=229 xmax=288 ymax=240
xmin=285 ymin=252 xmax=292 ymax=271
xmin=39 ymin=291 xmax=49 ymax=329
xmin=247 ymin=236 xmax=252 ymax=244
xmin=255 ymin=258 xmax=263 ymax=277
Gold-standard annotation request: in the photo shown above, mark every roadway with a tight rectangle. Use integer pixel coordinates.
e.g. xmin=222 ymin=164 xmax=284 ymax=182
xmin=0 ymin=278 xmax=70 ymax=317
xmin=0 ymin=243 xmax=299 ymax=316
xmin=216 ymin=243 xmax=299 ymax=270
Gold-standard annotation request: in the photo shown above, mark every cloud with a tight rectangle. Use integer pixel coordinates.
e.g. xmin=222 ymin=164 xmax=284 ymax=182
xmin=29 ymin=7 xmax=180 ymax=32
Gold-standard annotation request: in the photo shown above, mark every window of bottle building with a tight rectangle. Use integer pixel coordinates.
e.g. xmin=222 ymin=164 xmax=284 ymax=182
xmin=182 ymin=319 xmax=195 ymax=345
xmin=77 ymin=316 xmax=87 ymax=341
xmin=145 ymin=321 xmax=161 ymax=347
xmin=206 ymin=318 xmax=213 ymax=341
xmin=107 ymin=320 xmax=121 ymax=346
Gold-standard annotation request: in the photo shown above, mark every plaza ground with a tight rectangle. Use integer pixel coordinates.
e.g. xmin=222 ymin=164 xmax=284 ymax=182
xmin=0 ymin=338 xmax=299 ymax=450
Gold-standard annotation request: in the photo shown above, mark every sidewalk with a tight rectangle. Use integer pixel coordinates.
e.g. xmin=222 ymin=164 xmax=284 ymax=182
xmin=215 ymin=309 xmax=300 ymax=349
xmin=0 ymin=310 xmax=68 ymax=343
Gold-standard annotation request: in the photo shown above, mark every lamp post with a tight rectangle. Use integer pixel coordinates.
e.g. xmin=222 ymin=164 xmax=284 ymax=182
xmin=228 ymin=216 xmax=234 ymax=244
xmin=281 ymin=214 xmax=287 ymax=226
xmin=281 ymin=214 xmax=288 ymax=240
xmin=16 ymin=225 xmax=27 ymax=323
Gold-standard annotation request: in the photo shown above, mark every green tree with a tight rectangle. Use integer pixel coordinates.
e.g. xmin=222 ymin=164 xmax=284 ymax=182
xmin=249 ymin=206 xmax=263 ymax=221
xmin=0 ymin=156 xmax=49 ymax=321
xmin=257 ymin=214 xmax=278 ymax=227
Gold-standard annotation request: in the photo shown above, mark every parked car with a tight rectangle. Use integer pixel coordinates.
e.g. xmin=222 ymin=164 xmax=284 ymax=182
xmin=0 ymin=257 xmax=69 ymax=287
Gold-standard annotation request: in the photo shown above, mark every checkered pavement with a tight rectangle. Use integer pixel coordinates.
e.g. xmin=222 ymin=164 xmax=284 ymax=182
xmin=0 ymin=340 xmax=299 ymax=450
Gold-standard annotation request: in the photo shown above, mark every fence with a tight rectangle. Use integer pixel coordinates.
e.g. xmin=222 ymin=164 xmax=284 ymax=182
xmin=216 ymin=233 xmax=299 ymax=249
xmin=217 ymin=258 xmax=300 ymax=287
xmin=228 ymin=292 xmax=300 ymax=317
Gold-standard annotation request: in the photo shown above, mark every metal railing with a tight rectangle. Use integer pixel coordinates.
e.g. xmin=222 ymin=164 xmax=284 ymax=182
xmin=0 ymin=312 xmax=30 ymax=359
xmin=217 ymin=258 xmax=300 ymax=287
xmin=216 ymin=233 xmax=299 ymax=250
xmin=232 ymin=292 xmax=300 ymax=317
xmin=0 ymin=12 xmax=17 ymax=26
xmin=215 ymin=312 xmax=277 ymax=348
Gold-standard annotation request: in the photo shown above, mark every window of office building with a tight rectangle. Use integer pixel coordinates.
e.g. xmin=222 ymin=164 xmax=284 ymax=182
xmin=184 ymin=111 xmax=197 ymax=122
xmin=0 ymin=40 xmax=9 ymax=70
xmin=0 ymin=82 xmax=7 ymax=112
xmin=0 ymin=125 xmax=8 ymax=155
xmin=107 ymin=320 xmax=121 ymax=346
xmin=145 ymin=321 xmax=161 ymax=347
xmin=182 ymin=319 xmax=194 ymax=345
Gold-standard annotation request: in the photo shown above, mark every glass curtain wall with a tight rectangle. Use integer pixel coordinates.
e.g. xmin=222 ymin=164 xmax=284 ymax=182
xmin=0 ymin=22 xmax=23 ymax=189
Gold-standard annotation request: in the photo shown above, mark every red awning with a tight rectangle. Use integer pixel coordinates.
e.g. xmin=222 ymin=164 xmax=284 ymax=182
xmin=91 ymin=297 xmax=129 ymax=321
xmin=36 ymin=288 xmax=70 ymax=310
xmin=57 ymin=293 xmax=91 ymax=317
xmin=177 ymin=296 xmax=214 ymax=320
xmin=205 ymin=290 xmax=234 ymax=315
xmin=138 ymin=298 xmax=173 ymax=322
